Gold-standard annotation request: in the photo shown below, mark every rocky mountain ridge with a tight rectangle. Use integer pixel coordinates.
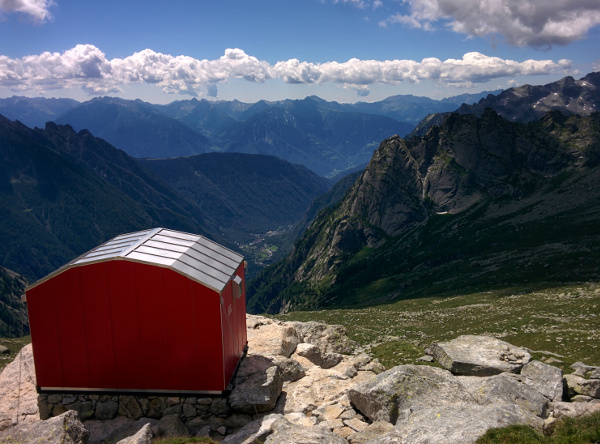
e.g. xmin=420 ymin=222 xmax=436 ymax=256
xmin=248 ymin=109 xmax=600 ymax=312
xmin=0 ymin=317 xmax=598 ymax=443
xmin=411 ymin=71 xmax=600 ymax=137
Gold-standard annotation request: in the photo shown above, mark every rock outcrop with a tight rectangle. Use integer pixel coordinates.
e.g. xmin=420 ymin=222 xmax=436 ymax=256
xmin=427 ymin=335 xmax=531 ymax=376
xmin=1 ymin=316 xmax=599 ymax=444
xmin=0 ymin=410 xmax=89 ymax=444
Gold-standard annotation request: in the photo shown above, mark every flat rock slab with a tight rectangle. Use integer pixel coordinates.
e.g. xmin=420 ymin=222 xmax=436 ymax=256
xmin=0 ymin=410 xmax=89 ymax=444
xmin=264 ymin=416 xmax=348 ymax=444
xmin=348 ymin=364 xmax=474 ymax=424
xmin=429 ymin=335 xmax=531 ymax=376
xmin=457 ymin=373 xmax=548 ymax=418
xmin=369 ymin=402 xmax=542 ymax=444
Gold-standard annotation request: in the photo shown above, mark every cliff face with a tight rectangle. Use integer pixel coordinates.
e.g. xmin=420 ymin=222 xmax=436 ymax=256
xmin=248 ymin=109 xmax=600 ymax=313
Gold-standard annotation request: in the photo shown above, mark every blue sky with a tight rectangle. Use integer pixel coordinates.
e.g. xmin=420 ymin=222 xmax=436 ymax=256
xmin=1 ymin=0 xmax=599 ymax=104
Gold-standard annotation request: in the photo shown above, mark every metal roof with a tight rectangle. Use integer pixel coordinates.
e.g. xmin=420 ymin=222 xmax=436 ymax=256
xmin=28 ymin=228 xmax=244 ymax=293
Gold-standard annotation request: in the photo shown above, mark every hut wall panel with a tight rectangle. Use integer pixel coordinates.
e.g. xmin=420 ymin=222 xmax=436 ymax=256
xmin=105 ymin=261 xmax=141 ymax=389
xmin=27 ymin=284 xmax=62 ymax=388
xmin=162 ymin=269 xmax=200 ymax=390
xmin=78 ymin=264 xmax=117 ymax=389
xmin=132 ymin=263 xmax=170 ymax=389
xmin=53 ymin=270 xmax=89 ymax=388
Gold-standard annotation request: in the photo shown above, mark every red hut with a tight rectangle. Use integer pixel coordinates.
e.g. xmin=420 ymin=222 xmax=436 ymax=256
xmin=25 ymin=228 xmax=247 ymax=395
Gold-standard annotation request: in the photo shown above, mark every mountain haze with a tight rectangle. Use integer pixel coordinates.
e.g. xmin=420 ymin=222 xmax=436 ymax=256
xmin=140 ymin=153 xmax=331 ymax=242
xmin=56 ymin=97 xmax=213 ymax=158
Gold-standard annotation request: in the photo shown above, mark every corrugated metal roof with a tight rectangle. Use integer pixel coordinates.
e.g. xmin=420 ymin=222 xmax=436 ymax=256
xmin=29 ymin=228 xmax=244 ymax=293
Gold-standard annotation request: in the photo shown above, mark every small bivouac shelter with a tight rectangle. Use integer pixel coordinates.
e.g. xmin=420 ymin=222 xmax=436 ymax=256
xmin=25 ymin=228 xmax=247 ymax=395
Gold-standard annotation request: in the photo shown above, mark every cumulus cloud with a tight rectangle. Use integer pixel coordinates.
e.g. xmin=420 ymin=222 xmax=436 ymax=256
xmin=0 ymin=0 xmax=55 ymax=22
xmin=380 ymin=0 xmax=600 ymax=48
xmin=0 ymin=45 xmax=571 ymax=97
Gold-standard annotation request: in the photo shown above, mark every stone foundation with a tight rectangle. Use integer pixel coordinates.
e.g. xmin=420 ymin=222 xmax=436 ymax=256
xmin=37 ymin=392 xmax=245 ymax=434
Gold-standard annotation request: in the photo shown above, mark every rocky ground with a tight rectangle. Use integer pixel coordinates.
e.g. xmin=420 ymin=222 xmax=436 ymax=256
xmin=0 ymin=315 xmax=599 ymax=443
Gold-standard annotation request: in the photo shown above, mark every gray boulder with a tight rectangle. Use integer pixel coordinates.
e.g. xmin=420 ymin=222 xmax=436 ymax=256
xmin=564 ymin=374 xmax=600 ymax=399
xmin=369 ymin=403 xmax=543 ymax=444
xmin=348 ymin=364 xmax=473 ymax=424
xmin=264 ymin=416 xmax=348 ymax=444
xmin=116 ymin=423 xmax=153 ymax=444
xmin=246 ymin=316 xmax=300 ymax=358
xmin=0 ymin=410 xmax=89 ymax=444
xmin=458 ymin=373 xmax=548 ymax=418
xmin=429 ymin=335 xmax=531 ymax=376
xmin=229 ymin=355 xmax=284 ymax=413
xmin=521 ymin=360 xmax=564 ymax=402
xmin=295 ymin=343 xmax=344 ymax=369
xmin=290 ymin=321 xmax=357 ymax=354
xmin=223 ymin=413 xmax=281 ymax=444
xmin=271 ymin=356 xmax=306 ymax=382
xmin=84 ymin=417 xmax=158 ymax=444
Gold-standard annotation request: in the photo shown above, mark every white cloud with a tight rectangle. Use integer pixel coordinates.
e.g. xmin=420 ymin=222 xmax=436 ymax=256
xmin=380 ymin=0 xmax=600 ymax=48
xmin=0 ymin=45 xmax=571 ymax=97
xmin=0 ymin=0 xmax=55 ymax=23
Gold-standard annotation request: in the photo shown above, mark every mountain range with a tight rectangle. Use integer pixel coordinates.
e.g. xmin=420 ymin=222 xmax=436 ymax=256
xmin=0 ymin=116 xmax=331 ymax=283
xmin=411 ymin=72 xmax=600 ymax=137
xmin=248 ymin=108 xmax=600 ymax=313
xmin=1 ymin=72 xmax=600 ymax=335
xmin=1 ymin=90 xmax=497 ymax=179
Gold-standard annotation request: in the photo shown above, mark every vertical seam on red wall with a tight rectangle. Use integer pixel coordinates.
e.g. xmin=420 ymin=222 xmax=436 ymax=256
xmin=75 ymin=269 xmax=91 ymax=388
xmin=49 ymin=280 xmax=65 ymax=387
xmin=104 ymin=263 xmax=117 ymax=388
xmin=130 ymin=262 xmax=143 ymax=381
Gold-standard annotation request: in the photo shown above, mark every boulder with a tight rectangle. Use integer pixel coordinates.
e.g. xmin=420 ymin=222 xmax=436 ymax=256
xmin=552 ymin=400 xmax=600 ymax=420
xmin=85 ymin=417 xmax=158 ymax=444
xmin=457 ymin=373 xmax=548 ymax=418
xmin=270 ymin=356 xmax=306 ymax=382
xmin=222 ymin=413 xmax=281 ymax=444
xmin=369 ymin=402 xmax=543 ymax=444
xmin=0 ymin=410 xmax=89 ymax=444
xmin=429 ymin=335 xmax=531 ymax=376
xmin=229 ymin=355 xmax=283 ymax=413
xmin=521 ymin=360 xmax=564 ymax=402
xmin=295 ymin=343 xmax=344 ymax=369
xmin=116 ymin=423 xmax=153 ymax=444
xmin=571 ymin=361 xmax=597 ymax=377
xmin=0 ymin=345 xmax=8 ymax=354
xmin=0 ymin=344 xmax=39 ymax=431
xmin=246 ymin=315 xmax=300 ymax=358
xmin=290 ymin=321 xmax=357 ymax=354
xmin=348 ymin=364 xmax=474 ymax=424
xmin=564 ymin=374 xmax=600 ymax=399
xmin=264 ymin=416 xmax=348 ymax=444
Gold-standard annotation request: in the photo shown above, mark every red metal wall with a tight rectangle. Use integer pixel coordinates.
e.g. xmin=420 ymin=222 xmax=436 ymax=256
xmin=27 ymin=260 xmax=235 ymax=393
xmin=218 ymin=263 xmax=248 ymax=388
